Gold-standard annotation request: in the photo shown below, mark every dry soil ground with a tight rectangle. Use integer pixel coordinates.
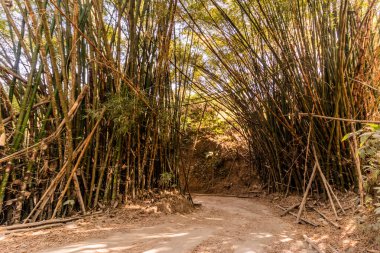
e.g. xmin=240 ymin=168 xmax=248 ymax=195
xmin=0 ymin=195 xmax=324 ymax=253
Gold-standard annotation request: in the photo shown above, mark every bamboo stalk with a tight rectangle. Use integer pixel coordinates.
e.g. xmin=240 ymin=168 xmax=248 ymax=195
xmin=296 ymin=163 xmax=318 ymax=223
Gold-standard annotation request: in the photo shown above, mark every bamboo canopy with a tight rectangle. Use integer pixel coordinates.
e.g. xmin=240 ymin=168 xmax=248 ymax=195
xmin=0 ymin=0 xmax=379 ymax=225
xmin=179 ymin=0 xmax=380 ymax=194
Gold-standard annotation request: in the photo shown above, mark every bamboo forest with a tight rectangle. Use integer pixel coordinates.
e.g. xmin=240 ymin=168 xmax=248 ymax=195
xmin=0 ymin=0 xmax=379 ymax=252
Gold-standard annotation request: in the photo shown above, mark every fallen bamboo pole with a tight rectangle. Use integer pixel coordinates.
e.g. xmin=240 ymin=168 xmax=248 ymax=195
xmin=4 ymin=223 xmax=64 ymax=235
xmin=277 ymin=205 xmax=318 ymax=227
xmin=303 ymin=235 xmax=325 ymax=253
xmin=312 ymin=207 xmax=340 ymax=229
xmin=1 ymin=216 xmax=81 ymax=231
xmin=281 ymin=203 xmax=299 ymax=217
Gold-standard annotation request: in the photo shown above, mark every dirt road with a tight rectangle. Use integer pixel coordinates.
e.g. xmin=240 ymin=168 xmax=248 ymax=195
xmin=42 ymin=195 xmax=312 ymax=253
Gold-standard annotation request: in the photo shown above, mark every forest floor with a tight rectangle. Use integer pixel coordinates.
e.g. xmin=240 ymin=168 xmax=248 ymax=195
xmin=0 ymin=194 xmax=374 ymax=253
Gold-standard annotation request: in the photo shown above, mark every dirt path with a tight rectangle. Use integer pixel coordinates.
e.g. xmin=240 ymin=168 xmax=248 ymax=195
xmin=40 ymin=196 xmax=312 ymax=253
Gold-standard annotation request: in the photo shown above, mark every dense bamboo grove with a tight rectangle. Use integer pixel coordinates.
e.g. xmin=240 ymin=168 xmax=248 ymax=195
xmin=0 ymin=0 xmax=186 ymax=224
xmin=181 ymin=0 xmax=380 ymax=193
xmin=1 ymin=0 xmax=379 ymax=225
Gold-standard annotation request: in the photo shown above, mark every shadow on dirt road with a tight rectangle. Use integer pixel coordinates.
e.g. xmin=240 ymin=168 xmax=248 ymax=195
xmin=43 ymin=195 xmax=313 ymax=253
